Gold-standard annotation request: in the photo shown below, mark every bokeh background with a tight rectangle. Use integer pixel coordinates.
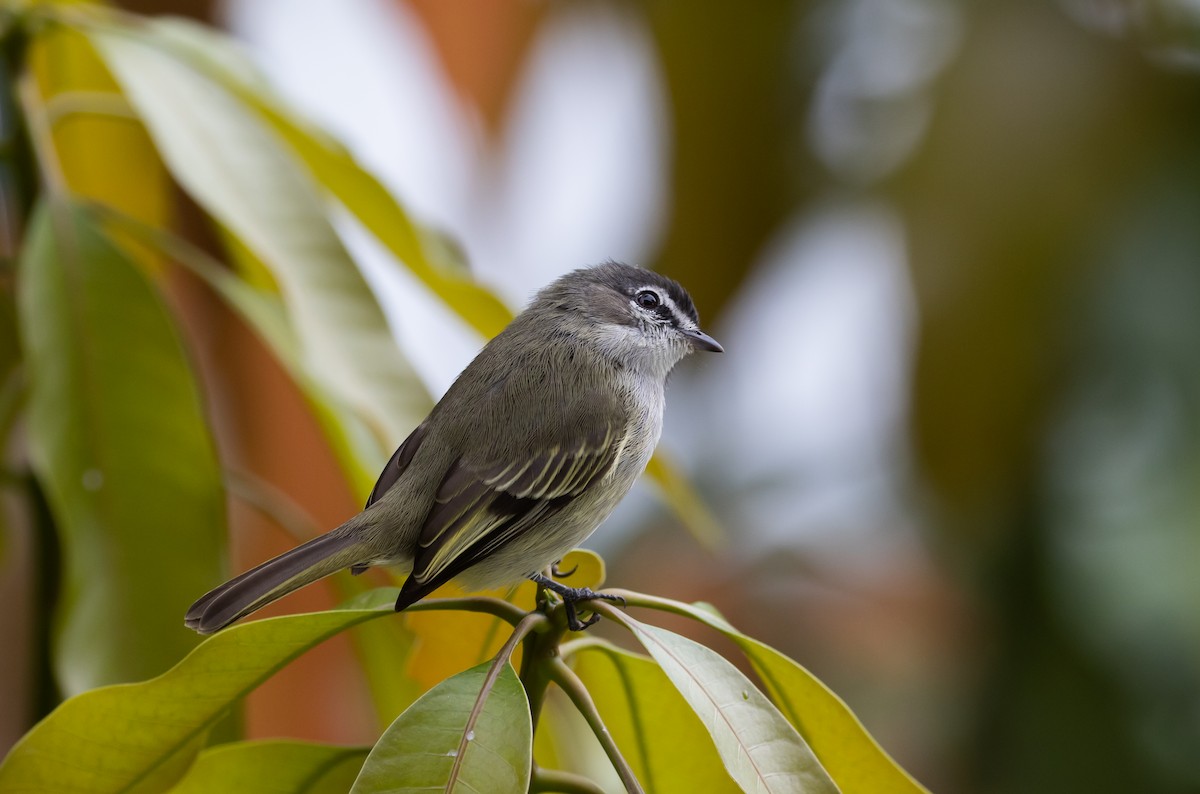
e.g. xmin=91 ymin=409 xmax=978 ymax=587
xmin=5 ymin=1 xmax=1200 ymax=792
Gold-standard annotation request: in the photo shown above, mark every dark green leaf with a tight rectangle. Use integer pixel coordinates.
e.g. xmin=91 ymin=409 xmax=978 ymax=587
xmin=351 ymin=661 xmax=532 ymax=794
xmin=16 ymin=201 xmax=224 ymax=693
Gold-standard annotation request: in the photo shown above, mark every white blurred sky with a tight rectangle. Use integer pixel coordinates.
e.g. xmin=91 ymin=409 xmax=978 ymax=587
xmin=220 ymin=0 xmax=930 ymax=565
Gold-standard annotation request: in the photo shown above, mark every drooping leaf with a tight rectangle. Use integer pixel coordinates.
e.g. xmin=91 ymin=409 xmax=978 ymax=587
xmin=570 ymin=642 xmax=740 ymax=793
xmin=92 ymin=203 xmax=385 ymax=503
xmin=16 ymin=201 xmax=224 ymax=694
xmin=81 ymin=19 xmax=431 ymax=494
xmin=628 ymin=595 xmax=929 ymax=794
xmin=166 ymin=740 xmax=368 ymax=794
xmin=616 ymin=613 xmax=839 ymax=794
xmin=109 ymin=13 xmax=514 ymax=341
xmin=81 ymin=202 xmax=424 ymax=730
xmin=350 ymin=661 xmax=532 ymax=794
xmin=0 ymin=604 xmax=396 ymax=794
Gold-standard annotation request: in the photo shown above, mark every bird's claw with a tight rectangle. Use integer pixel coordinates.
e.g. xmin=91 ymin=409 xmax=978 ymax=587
xmin=531 ymin=573 xmax=624 ymax=631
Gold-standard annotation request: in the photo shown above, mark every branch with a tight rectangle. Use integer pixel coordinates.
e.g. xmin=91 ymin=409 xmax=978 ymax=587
xmin=601 ymin=588 xmax=732 ymax=627
xmin=403 ymin=595 xmax=530 ymax=626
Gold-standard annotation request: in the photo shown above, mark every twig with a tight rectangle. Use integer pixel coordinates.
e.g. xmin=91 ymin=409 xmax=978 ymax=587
xmin=404 ymin=595 xmax=530 ymax=626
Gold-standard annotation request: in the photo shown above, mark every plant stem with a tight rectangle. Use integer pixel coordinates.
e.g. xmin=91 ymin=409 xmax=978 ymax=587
xmin=546 ymin=656 xmax=645 ymax=794
xmin=518 ymin=605 xmax=568 ymax=729
xmin=602 ymin=588 xmax=735 ymax=628
xmin=405 ymin=595 xmax=530 ymax=626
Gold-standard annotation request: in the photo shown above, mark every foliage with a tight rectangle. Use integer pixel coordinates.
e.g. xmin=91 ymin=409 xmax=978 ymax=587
xmin=0 ymin=563 xmax=925 ymax=792
xmin=0 ymin=3 xmax=927 ymax=791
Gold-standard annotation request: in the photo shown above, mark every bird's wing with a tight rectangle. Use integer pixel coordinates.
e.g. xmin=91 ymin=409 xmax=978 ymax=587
xmin=393 ymin=422 xmax=623 ymax=609
xmin=365 ymin=423 xmax=428 ymax=508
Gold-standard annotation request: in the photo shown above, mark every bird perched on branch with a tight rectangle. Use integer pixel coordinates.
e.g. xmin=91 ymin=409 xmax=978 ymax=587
xmin=186 ymin=262 xmax=722 ymax=633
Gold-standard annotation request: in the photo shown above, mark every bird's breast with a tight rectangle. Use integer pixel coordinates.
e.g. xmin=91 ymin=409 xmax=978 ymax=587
xmin=609 ymin=375 xmax=666 ymax=481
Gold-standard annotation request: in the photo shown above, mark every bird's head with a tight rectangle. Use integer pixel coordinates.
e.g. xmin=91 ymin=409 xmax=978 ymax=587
xmin=537 ymin=262 xmax=722 ymax=376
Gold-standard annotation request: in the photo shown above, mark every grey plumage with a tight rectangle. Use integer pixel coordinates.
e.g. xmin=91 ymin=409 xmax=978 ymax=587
xmin=185 ymin=262 xmax=720 ymax=634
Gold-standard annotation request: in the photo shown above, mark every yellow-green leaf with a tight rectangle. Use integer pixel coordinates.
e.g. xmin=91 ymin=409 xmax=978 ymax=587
xmin=571 ymin=642 xmax=740 ymax=793
xmin=82 ymin=18 xmax=431 ymax=486
xmin=30 ymin=24 xmax=168 ymax=244
xmin=628 ymin=595 xmax=930 ymax=794
xmin=118 ymin=14 xmax=514 ymax=341
xmin=0 ymin=605 xmax=397 ymax=794
xmin=167 ymin=740 xmax=368 ymax=794
xmin=617 ymin=613 xmax=839 ymax=794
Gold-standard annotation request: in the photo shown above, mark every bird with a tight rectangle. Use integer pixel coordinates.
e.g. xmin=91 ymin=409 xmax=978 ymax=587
xmin=185 ymin=262 xmax=722 ymax=634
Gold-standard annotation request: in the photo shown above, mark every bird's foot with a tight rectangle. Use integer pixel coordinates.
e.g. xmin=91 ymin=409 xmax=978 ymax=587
xmin=531 ymin=572 xmax=625 ymax=631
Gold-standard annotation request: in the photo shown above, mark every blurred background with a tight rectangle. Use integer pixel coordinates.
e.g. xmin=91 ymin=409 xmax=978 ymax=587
xmin=5 ymin=0 xmax=1200 ymax=791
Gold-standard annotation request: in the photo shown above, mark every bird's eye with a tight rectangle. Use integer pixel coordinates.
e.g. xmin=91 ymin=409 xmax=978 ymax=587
xmin=635 ymin=290 xmax=660 ymax=310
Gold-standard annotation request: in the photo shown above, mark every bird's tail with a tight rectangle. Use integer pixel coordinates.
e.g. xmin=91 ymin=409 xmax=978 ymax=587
xmin=185 ymin=525 xmax=371 ymax=635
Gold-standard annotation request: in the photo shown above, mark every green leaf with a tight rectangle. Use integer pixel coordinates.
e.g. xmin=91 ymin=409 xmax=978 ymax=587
xmin=81 ymin=19 xmax=432 ymax=490
xmin=0 ymin=605 xmax=396 ymax=794
xmin=571 ymin=642 xmax=740 ymax=794
xmin=351 ymin=661 xmax=532 ymax=794
xmin=629 ymin=596 xmax=929 ymax=794
xmin=617 ymin=614 xmax=839 ymax=794
xmin=16 ymin=201 xmax=224 ymax=694
xmin=166 ymin=740 xmax=368 ymax=794
xmin=114 ymin=14 xmax=514 ymax=341
xmin=90 ymin=203 xmax=387 ymax=502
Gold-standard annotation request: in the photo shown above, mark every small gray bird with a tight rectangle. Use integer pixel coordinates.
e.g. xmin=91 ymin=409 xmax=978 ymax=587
xmin=185 ymin=262 xmax=721 ymax=633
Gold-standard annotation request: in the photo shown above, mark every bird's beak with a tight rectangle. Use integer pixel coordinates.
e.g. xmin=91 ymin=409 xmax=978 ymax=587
xmin=683 ymin=328 xmax=723 ymax=353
